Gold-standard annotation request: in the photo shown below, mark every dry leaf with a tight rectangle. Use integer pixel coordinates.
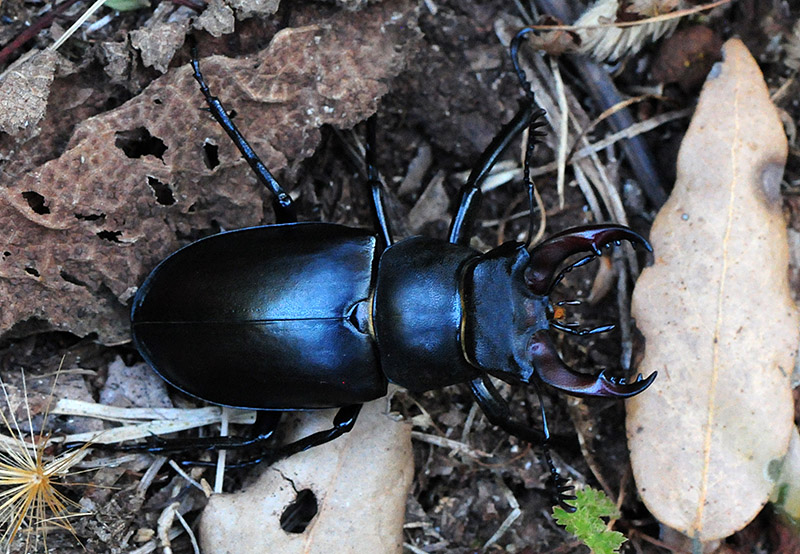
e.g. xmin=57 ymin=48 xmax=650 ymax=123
xmin=194 ymin=0 xmax=237 ymax=38
xmin=129 ymin=2 xmax=193 ymax=73
xmin=651 ymin=26 xmax=723 ymax=91
xmin=0 ymin=0 xmax=420 ymax=344
xmin=627 ymin=39 xmax=798 ymax=542
xmin=199 ymin=400 xmax=413 ymax=553
xmin=0 ymin=49 xmax=58 ymax=137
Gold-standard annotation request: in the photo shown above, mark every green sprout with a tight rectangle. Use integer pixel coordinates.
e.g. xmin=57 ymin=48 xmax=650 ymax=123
xmin=552 ymin=487 xmax=627 ymax=554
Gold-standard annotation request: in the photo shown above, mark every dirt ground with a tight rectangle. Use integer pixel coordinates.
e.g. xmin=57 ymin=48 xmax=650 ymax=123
xmin=1 ymin=0 xmax=800 ymax=552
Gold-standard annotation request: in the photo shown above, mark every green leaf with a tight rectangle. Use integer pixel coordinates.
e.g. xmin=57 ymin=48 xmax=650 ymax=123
xmin=552 ymin=487 xmax=627 ymax=554
xmin=104 ymin=0 xmax=150 ymax=12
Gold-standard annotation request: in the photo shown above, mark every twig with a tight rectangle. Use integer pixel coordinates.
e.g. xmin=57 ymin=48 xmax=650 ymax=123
xmin=482 ymin=476 xmax=522 ymax=551
xmin=50 ymin=0 xmax=107 ymax=51
xmin=168 ymin=460 xmax=207 ymax=494
xmin=410 ymin=431 xmax=491 ymax=459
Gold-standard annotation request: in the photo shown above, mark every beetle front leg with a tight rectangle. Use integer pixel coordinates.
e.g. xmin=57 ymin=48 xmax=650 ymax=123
xmin=448 ymin=103 xmax=541 ymax=245
xmin=469 ymin=376 xmax=576 ymax=511
xmin=190 ymin=43 xmax=297 ymax=223
xmin=364 ymin=115 xmax=394 ymax=247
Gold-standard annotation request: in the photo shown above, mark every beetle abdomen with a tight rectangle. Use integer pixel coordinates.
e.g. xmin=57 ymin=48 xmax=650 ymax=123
xmin=132 ymin=223 xmax=387 ymax=409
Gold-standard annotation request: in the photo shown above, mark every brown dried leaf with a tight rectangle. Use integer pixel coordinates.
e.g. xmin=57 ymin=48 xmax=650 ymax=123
xmin=228 ymin=0 xmax=280 ymax=19
xmin=195 ymin=0 xmax=235 ymax=38
xmin=0 ymin=49 xmax=58 ymax=137
xmin=652 ymin=26 xmax=723 ymax=91
xmin=0 ymin=0 xmax=420 ymax=344
xmin=199 ymin=400 xmax=414 ymax=553
xmin=627 ymin=39 xmax=798 ymax=541
xmin=130 ymin=3 xmax=193 ymax=73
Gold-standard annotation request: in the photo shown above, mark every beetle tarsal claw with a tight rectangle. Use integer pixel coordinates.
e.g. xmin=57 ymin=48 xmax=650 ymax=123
xmin=525 ymin=224 xmax=652 ymax=295
xmin=528 ymin=330 xmax=656 ymax=398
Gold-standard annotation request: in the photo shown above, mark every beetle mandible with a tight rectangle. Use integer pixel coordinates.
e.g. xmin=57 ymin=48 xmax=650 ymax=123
xmin=130 ymin=31 xmax=656 ymax=510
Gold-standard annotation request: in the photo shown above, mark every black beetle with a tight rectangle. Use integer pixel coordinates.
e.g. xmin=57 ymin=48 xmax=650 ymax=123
xmin=128 ymin=32 xmax=656 ymax=510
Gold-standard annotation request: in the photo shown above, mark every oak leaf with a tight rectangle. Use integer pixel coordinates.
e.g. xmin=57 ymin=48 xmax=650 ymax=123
xmin=627 ymin=39 xmax=798 ymax=541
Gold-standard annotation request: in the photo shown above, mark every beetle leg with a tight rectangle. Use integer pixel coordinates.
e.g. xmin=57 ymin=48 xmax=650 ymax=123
xmin=190 ymin=44 xmax=297 ymax=223
xmin=65 ymin=411 xmax=284 ymax=455
xmin=198 ymin=404 xmax=364 ymax=469
xmin=470 ymin=376 xmax=576 ymax=511
xmin=469 ymin=375 xmax=544 ymax=444
xmin=525 ymin=224 xmax=652 ymax=295
xmin=448 ymin=103 xmax=542 ymax=245
xmin=528 ymin=330 xmax=657 ymax=398
xmin=364 ymin=115 xmax=394 ymax=247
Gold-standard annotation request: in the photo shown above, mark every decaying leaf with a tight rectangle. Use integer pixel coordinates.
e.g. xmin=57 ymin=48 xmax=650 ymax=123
xmin=0 ymin=49 xmax=59 ymax=137
xmin=651 ymin=26 xmax=723 ymax=91
xmin=199 ymin=400 xmax=413 ymax=553
xmin=0 ymin=0 xmax=420 ymax=345
xmin=194 ymin=0 xmax=236 ymax=38
xmin=129 ymin=3 xmax=193 ymax=74
xmin=627 ymin=39 xmax=798 ymax=542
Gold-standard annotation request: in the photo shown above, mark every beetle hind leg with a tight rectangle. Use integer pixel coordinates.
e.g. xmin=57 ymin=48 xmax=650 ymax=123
xmin=189 ymin=404 xmax=364 ymax=469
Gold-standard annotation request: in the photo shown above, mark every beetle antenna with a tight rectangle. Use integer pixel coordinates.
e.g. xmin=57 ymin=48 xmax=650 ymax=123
xmin=511 ymin=29 xmax=548 ymax=249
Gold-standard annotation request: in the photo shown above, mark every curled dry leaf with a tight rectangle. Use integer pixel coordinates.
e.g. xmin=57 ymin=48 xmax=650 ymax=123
xmin=129 ymin=2 xmax=194 ymax=74
xmin=627 ymin=39 xmax=798 ymax=542
xmin=0 ymin=0 xmax=420 ymax=344
xmin=199 ymin=400 xmax=413 ymax=553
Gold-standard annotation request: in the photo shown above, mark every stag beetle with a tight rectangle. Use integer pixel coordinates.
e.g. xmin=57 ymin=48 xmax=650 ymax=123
xmin=128 ymin=31 xmax=656 ymax=510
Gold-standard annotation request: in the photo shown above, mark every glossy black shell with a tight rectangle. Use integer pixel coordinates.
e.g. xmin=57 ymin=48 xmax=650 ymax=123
xmin=131 ymin=222 xmax=386 ymax=410
xmin=131 ymin=218 xmax=511 ymax=411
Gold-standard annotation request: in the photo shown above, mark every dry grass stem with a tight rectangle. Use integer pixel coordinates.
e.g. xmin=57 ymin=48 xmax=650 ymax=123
xmin=0 ymin=370 xmax=91 ymax=552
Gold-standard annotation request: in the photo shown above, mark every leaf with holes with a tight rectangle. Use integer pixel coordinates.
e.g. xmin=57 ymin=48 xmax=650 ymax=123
xmin=198 ymin=400 xmax=413 ymax=553
xmin=626 ymin=39 xmax=798 ymax=542
xmin=0 ymin=0 xmax=420 ymax=344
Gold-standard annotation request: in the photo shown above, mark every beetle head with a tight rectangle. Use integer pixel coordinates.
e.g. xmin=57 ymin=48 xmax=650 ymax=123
xmin=463 ymin=224 xmax=656 ymax=398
